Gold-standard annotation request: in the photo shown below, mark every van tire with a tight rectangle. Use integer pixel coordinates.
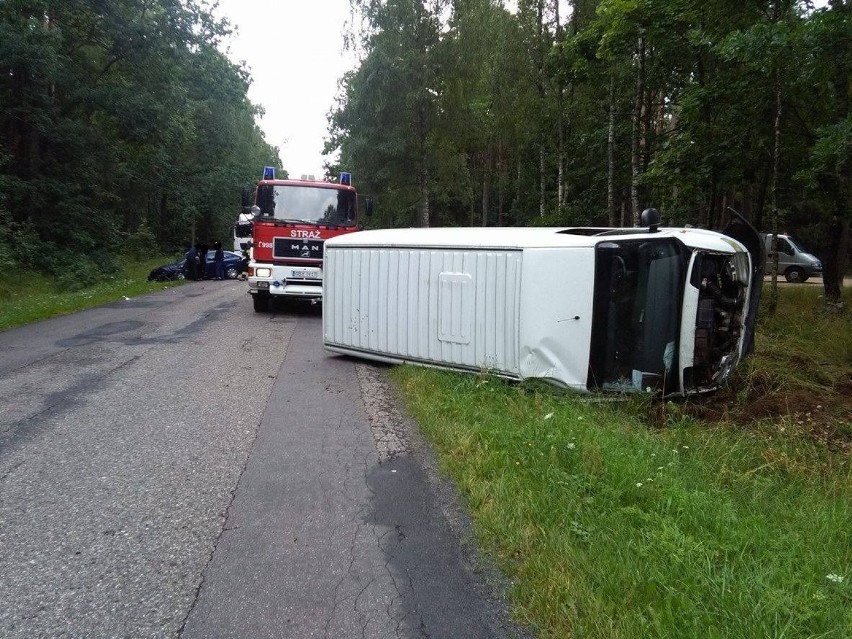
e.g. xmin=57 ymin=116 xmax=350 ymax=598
xmin=253 ymin=294 xmax=269 ymax=312
xmin=784 ymin=267 xmax=807 ymax=283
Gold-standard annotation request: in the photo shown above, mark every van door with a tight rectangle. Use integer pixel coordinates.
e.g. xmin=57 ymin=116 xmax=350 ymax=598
xmin=721 ymin=212 xmax=764 ymax=356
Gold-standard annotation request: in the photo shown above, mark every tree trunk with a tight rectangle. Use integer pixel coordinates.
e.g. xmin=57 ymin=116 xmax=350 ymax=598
xmin=419 ymin=167 xmax=430 ymax=228
xmin=539 ymin=145 xmax=546 ymax=218
xmin=707 ymin=184 xmax=718 ymax=230
xmin=513 ymin=158 xmax=522 ymax=224
xmin=767 ymin=62 xmax=784 ymax=314
xmin=537 ymin=0 xmax=546 ymax=218
xmin=418 ymin=83 xmax=430 ymax=227
xmin=607 ymin=72 xmax=617 ymax=227
xmin=754 ymin=166 xmax=770 ymax=231
xmin=822 ymin=214 xmax=848 ymax=306
xmin=631 ymin=33 xmax=645 ymax=226
xmin=822 ymin=0 xmax=850 ymax=307
xmin=469 ymin=184 xmax=475 ymax=227
xmin=497 ymin=142 xmax=505 ymax=226
xmin=482 ymin=149 xmax=490 ymax=226
xmin=554 ymin=0 xmax=565 ymax=208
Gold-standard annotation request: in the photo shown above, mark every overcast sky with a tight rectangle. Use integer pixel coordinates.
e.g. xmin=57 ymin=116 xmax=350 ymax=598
xmin=213 ymin=0 xmax=356 ymax=179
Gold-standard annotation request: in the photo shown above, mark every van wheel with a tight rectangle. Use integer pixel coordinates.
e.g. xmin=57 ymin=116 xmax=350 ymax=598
xmin=253 ymin=294 xmax=269 ymax=312
xmin=784 ymin=267 xmax=807 ymax=283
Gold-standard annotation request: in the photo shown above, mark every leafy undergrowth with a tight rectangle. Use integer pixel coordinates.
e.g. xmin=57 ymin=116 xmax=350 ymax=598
xmin=391 ymin=285 xmax=851 ymax=639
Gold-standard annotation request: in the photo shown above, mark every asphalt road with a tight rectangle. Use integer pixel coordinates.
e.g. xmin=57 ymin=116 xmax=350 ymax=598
xmin=0 ymin=282 xmax=525 ymax=638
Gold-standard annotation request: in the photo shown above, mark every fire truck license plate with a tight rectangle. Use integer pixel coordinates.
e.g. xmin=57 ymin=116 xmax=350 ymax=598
xmin=292 ymin=270 xmax=319 ymax=279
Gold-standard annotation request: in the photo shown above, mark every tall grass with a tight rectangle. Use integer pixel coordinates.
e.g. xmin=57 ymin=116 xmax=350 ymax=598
xmin=392 ymin=285 xmax=851 ymax=638
xmin=0 ymin=255 xmax=184 ymax=331
xmin=753 ymin=286 xmax=851 ymax=386
xmin=723 ymin=286 xmax=852 ymax=446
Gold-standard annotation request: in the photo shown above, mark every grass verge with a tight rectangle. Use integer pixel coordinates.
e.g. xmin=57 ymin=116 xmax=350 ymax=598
xmin=391 ymin=284 xmax=851 ymax=639
xmin=0 ymin=255 xmax=185 ymax=332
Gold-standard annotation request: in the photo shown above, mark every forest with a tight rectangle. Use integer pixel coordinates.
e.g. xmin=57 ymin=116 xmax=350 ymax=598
xmin=0 ymin=0 xmax=279 ymax=288
xmin=0 ymin=1 xmax=849 ymax=299
xmin=328 ymin=0 xmax=850 ymax=301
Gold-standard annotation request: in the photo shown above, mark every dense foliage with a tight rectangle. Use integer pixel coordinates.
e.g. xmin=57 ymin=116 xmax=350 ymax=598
xmin=0 ymin=0 xmax=278 ymax=285
xmin=328 ymin=0 xmax=851 ymax=300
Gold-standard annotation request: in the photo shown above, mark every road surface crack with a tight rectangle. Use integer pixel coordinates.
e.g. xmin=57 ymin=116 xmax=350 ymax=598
xmin=175 ymin=415 xmax=262 ymax=637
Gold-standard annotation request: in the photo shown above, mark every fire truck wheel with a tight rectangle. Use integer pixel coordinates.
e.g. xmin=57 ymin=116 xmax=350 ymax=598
xmin=253 ymin=294 xmax=269 ymax=313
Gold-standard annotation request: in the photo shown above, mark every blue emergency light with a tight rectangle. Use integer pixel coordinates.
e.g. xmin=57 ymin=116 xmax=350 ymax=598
xmin=340 ymin=171 xmax=352 ymax=186
xmin=263 ymin=166 xmax=276 ymax=180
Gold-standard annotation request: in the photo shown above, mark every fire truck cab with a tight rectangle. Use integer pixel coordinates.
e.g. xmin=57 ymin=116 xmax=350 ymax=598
xmin=244 ymin=168 xmax=363 ymax=312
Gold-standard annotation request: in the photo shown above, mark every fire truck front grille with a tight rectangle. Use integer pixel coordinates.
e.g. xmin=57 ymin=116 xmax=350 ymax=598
xmin=274 ymin=237 xmax=323 ymax=259
xmin=289 ymin=279 xmax=322 ymax=287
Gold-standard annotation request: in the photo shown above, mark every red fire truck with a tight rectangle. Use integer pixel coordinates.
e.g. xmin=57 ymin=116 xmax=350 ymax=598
xmin=243 ymin=167 xmax=369 ymax=312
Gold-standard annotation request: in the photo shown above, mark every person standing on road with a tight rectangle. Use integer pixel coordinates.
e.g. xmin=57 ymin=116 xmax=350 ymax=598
xmin=198 ymin=243 xmax=209 ymax=280
xmin=185 ymin=244 xmax=198 ymax=281
xmin=213 ymin=241 xmax=225 ymax=280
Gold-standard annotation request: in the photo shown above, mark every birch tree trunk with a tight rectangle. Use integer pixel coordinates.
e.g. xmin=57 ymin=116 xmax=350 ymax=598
xmin=482 ymin=149 xmax=490 ymax=226
xmin=419 ymin=167 xmax=430 ymax=227
xmin=537 ymin=0 xmax=546 ymax=218
xmin=631 ymin=33 xmax=645 ymax=226
xmin=767 ymin=63 xmax=783 ymax=314
xmin=607 ymin=71 xmax=617 ymax=227
xmin=539 ymin=145 xmax=546 ymax=218
xmin=555 ymin=0 xmax=565 ymax=207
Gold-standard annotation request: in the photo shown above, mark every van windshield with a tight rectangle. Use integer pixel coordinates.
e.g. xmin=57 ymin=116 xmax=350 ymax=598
xmin=587 ymin=239 xmax=686 ymax=393
xmin=785 ymin=236 xmax=808 ymax=253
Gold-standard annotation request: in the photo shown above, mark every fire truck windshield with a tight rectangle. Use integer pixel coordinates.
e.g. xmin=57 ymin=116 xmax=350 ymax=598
xmin=258 ymin=185 xmax=356 ymax=227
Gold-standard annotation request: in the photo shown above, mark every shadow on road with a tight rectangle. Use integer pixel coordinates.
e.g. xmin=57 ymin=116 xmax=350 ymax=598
xmin=267 ymin=298 xmax=323 ymax=316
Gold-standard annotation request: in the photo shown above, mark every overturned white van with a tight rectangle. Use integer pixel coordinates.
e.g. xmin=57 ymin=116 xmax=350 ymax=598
xmin=322 ymin=213 xmax=764 ymax=396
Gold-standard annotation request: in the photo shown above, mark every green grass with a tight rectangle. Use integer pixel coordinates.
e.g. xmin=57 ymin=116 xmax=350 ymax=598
xmin=392 ymin=285 xmax=852 ymax=639
xmin=0 ymin=255 xmax=185 ymax=331
xmin=712 ymin=285 xmax=852 ymax=447
xmin=753 ymin=286 xmax=852 ymax=390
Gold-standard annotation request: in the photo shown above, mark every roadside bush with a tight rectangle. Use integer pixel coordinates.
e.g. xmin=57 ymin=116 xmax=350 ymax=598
xmin=6 ymin=220 xmax=50 ymax=271
xmin=47 ymin=251 xmax=101 ymax=292
xmin=0 ymin=209 xmax=13 ymax=270
xmin=125 ymin=218 xmax=158 ymax=260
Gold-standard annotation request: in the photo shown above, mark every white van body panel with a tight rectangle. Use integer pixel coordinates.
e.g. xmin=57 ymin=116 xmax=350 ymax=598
xmin=323 ymin=244 xmax=597 ymax=388
xmin=324 ymin=246 xmax=527 ymax=377
xmin=324 ymin=227 xmax=757 ymax=394
xmin=323 ymin=230 xmax=599 ymax=387
xmin=515 ymin=248 xmax=595 ymax=390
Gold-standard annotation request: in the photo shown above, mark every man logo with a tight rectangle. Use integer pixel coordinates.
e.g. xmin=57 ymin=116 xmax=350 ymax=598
xmin=301 ymin=244 xmax=311 ymax=258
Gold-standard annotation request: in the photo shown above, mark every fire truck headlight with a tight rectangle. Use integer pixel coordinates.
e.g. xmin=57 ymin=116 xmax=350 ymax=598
xmin=255 ymin=267 xmax=272 ymax=278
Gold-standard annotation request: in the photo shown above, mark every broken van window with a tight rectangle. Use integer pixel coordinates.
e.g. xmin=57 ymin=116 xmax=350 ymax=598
xmin=588 ymin=239 xmax=685 ymax=393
